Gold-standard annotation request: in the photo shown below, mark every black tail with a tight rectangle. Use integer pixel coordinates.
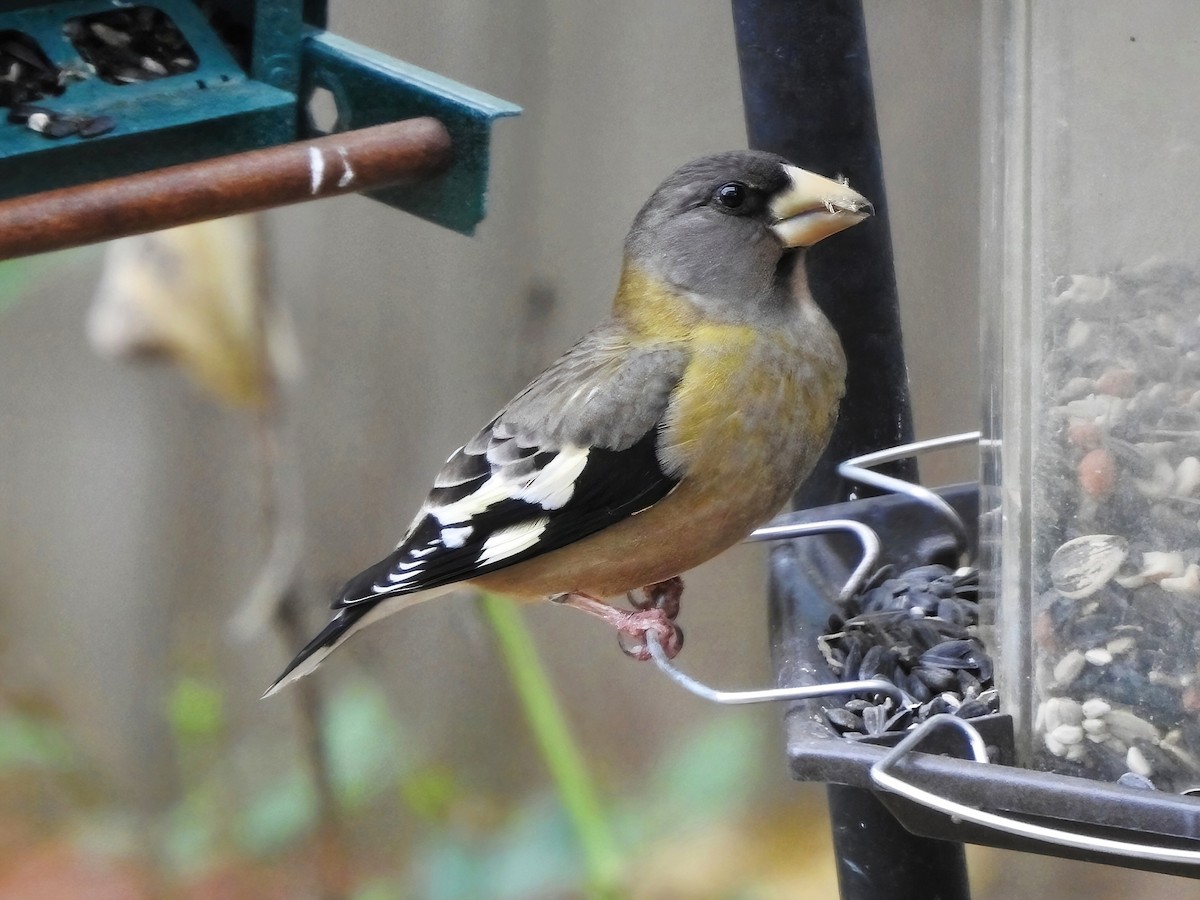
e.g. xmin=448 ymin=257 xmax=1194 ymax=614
xmin=262 ymin=604 xmax=371 ymax=698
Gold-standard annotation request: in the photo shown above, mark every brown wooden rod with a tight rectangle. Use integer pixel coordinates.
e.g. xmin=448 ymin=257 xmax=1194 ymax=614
xmin=0 ymin=116 xmax=453 ymax=261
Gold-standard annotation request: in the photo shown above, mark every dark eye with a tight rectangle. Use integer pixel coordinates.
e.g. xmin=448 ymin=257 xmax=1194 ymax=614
xmin=714 ymin=182 xmax=748 ymax=209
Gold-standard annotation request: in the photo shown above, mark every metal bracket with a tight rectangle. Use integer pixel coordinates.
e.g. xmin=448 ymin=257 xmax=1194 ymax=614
xmin=301 ymin=28 xmax=521 ymax=234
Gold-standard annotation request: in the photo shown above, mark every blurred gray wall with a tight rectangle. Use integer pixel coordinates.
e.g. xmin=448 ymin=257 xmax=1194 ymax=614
xmin=0 ymin=1 xmax=982 ymax=810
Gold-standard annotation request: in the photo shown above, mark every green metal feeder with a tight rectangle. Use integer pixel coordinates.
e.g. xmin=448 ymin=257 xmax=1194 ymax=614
xmin=0 ymin=0 xmax=518 ymax=245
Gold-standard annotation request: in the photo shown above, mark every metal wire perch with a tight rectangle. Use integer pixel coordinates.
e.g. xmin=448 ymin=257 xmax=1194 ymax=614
xmin=646 ymin=516 xmax=915 ymax=708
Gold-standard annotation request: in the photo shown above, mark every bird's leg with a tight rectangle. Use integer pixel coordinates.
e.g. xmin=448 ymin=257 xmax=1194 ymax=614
xmin=552 ymin=591 xmax=684 ymax=661
xmin=627 ymin=575 xmax=683 ymax=621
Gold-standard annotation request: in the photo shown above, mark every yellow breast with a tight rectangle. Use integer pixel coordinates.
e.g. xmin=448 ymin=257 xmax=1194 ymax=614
xmin=663 ymin=316 xmax=844 ymax=504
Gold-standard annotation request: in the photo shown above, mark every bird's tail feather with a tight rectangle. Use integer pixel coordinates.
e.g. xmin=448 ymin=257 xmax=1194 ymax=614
xmin=261 ymin=591 xmax=428 ymax=698
xmin=262 ymin=610 xmax=356 ymax=698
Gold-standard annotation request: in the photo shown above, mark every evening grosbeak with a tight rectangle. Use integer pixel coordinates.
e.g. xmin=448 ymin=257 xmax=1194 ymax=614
xmin=265 ymin=150 xmax=871 ymax=697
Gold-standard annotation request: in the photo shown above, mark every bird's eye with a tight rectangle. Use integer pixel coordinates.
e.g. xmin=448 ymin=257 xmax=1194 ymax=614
xmin=714 ymin=182 xmax=748 ymax=209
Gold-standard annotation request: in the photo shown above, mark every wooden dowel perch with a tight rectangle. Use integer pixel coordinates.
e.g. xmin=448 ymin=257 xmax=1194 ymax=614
xmin=0 ymin=116 xmax=453 ymax=261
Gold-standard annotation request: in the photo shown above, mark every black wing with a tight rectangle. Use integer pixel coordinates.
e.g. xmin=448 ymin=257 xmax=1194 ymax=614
xmin=334 ymin=325 xmax=688 ymax=606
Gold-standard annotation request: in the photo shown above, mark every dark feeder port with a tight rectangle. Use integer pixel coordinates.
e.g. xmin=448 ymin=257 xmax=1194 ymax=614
xmin=64 ymin=6 xmax=199 ymax=85
xmin=0 ymin=29 xmax=64 ymax=107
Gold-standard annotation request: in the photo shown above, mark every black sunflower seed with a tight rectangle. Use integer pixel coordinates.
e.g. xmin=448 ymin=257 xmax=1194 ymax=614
xmin=826 ymin=707 xmax=863 ymax=734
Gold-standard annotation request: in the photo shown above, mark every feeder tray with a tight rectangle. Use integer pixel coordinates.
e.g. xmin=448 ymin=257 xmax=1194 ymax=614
xmin=769 ymin=481 xmax=1200 ymax=879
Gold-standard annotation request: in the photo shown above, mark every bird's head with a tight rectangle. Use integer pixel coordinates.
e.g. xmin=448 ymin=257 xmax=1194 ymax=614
xmin=622 ymin=150 xmax=872 ymax=318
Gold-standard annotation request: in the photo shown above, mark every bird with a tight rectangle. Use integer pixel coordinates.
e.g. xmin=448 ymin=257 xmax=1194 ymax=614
xmin=264 ymin=149 xmax=872 ymax=698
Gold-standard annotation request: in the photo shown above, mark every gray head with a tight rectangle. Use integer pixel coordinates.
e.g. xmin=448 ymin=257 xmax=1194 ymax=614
xmin=623 ymin=150 xmax=872 ymax=316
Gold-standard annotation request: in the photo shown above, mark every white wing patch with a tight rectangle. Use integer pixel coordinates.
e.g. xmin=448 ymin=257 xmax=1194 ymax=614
xmin=513 ymin=445 xmax=589 ymax=510
xmin=440 ymin=525 xmax=473 ymax=549
xmin=430 ymin=444 xmax=590 ymax=525
xmin=477 ymin=518 xmax=550 ymax=567
xmin=430 ymin=477 xmax=511 ymax=525
xmin=372 ymin=443 xmax=595 ymax=592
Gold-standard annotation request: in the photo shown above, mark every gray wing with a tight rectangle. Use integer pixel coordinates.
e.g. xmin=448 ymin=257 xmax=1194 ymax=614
xmin=333 ymin=324 xmax=690 ymax=606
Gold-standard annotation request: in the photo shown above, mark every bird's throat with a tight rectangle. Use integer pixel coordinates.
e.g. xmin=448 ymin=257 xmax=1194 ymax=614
xmin=613 ymin=264 xmax=701 ymax=341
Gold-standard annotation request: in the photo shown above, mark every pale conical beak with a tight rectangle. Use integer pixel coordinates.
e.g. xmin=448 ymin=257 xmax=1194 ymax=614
xmin=769 ymin=165 xmax=874 ymax=248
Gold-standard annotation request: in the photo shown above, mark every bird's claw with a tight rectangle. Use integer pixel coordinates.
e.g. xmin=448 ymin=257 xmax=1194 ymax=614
xmin=616 ymin=606 xmax=684 ymax=661
xmin=627 ymin=576 xmax=683 ymax=620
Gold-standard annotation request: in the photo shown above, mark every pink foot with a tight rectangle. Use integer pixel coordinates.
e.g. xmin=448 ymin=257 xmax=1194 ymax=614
xmin=554 ymin=590 xmax=684 ymax=661
xmin=616 ymin=606 xmax=684 ymax=661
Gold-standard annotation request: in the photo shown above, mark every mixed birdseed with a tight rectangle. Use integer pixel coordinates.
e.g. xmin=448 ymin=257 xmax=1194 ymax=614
xmin=819 ymin=563 xmax=998 ymax=738
xmin=1030 ymin=259 xmax=1200 ymax=792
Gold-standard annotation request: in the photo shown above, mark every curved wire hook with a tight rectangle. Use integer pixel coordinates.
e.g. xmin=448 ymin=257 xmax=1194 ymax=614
xmin=837 ymin=432 xmax=981 ymax=556
xmin=645 ymin=514 xmax=909 ymax=706
xmin=746 ymin=516 xmax=882 ymax=601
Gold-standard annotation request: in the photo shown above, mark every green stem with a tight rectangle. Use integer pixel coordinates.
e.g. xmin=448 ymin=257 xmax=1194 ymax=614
xmin=478 ymin=592 xmax=624 ymax=898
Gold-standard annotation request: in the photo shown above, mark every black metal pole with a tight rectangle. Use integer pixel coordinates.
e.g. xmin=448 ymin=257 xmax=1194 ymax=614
xmin=827 ymin=785 xmax=971 ymax=900
xmin=733 ymin=4 xmax=969 ymax=898
xmin=732 ymin=0 xmax=916 ymax=509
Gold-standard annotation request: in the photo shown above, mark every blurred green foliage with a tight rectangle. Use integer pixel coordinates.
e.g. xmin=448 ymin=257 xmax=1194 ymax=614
xmin=0 ymin=710 xmax=77 ymax=773
xmin=0 ymin=259 xmax=31 ymax=318
xmin=233 ymin=768 xmax=317 ymax=857
xmin=323 ymin=680 xmax=412 ymax=811
xmin=166 ymin=676 xmax=225 ymax=744
xmin=0 ymin=252 xmax=87 ymax=320
xmin=0 ymin=663 xmax=769 ymax=896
